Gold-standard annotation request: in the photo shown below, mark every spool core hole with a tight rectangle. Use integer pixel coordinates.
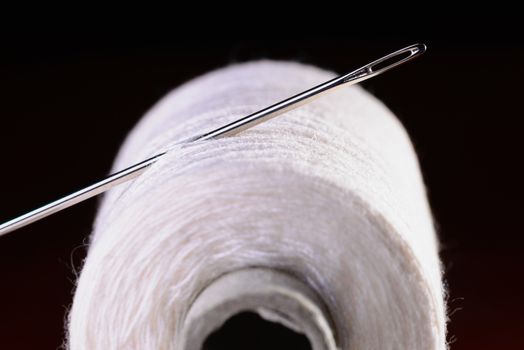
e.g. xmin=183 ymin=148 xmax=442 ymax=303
xmin=202 ymin=311 xmax=312 ymax=350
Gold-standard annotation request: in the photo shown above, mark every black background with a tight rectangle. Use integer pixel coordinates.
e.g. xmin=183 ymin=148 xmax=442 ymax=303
xmin=0 ymin=14 xmax=522 ymax=349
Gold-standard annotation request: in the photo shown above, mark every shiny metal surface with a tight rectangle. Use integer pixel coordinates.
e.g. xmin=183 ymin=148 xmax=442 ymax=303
xmin=0 ymin=43 xmax=426 ymax=237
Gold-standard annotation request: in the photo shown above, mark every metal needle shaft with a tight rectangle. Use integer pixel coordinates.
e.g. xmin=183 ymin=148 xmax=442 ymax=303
xmin=0 ymin=43 xmax=426 ymax=237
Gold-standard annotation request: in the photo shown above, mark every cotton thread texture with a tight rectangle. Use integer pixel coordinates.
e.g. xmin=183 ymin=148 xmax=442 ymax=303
xmin=67 ymin=61 xmax=447 ymax=349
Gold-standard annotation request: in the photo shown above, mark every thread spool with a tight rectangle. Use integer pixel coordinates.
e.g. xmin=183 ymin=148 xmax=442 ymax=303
xmin=68 ymin=61 xmax=447 ymax=349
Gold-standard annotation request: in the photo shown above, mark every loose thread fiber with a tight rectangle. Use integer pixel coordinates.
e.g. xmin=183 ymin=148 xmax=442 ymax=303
xmin=67 ymin=61 xmax=447 ymax=349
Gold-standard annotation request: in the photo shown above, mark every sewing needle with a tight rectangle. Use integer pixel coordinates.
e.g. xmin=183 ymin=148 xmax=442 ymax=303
xmin=0 ymin=43 xmax=426 ymax=236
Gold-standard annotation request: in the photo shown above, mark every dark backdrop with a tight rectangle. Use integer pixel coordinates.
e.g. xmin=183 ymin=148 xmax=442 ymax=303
xmin=0 ymin=18 xmax=522 ymax=349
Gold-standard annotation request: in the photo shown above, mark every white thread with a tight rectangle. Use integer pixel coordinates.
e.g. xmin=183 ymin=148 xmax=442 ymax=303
xmin=67 ymin=61 xmax=447 ymax=349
